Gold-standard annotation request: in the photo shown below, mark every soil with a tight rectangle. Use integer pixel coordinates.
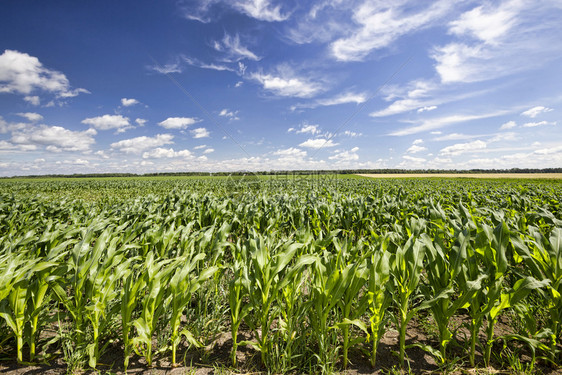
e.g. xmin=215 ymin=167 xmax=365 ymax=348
xmin=2 ymin=314 xmax=562 ymax=375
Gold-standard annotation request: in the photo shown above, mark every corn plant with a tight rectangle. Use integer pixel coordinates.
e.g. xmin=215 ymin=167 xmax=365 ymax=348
xmin=388 ymin=234 xmax=426 ymax=367
xmin=366 ymin=239 xmax=391 ymax=368
xmin=168 ymin=249 xmax=218 ymax=365
xmin=132 ymin=251 xmax=175 ymax=367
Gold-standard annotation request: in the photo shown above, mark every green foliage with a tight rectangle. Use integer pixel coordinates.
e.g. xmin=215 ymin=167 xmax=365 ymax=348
xmin=0 ymin=176 xmax=560 ymax=374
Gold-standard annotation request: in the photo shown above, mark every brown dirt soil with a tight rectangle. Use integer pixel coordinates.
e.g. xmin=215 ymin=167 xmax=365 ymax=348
xmin=2 ymin=315 xmax=562 ymax=374
xmin=357 ymin=173 xmax=562 ymax=179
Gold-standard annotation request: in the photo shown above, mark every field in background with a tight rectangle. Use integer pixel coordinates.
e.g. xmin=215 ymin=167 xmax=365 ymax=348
xmin=359 ymin=173 xmax=562 ymax=179
xmin=1 ymin=176 xmax=562 ymax=374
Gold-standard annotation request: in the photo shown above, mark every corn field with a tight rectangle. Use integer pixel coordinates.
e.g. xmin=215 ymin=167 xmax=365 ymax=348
xmin=1 ymin=176 xmax=561 ymax=373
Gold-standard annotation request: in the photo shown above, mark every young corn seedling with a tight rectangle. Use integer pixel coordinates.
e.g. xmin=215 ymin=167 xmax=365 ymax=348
xmin=132 ymin=251 xmax=175 ymax=367
xmin=168 ymin=249 xmax=218 ymax=365
xmin=388 ymin=234 xmax=426 ymax=367
xmin=512 ymin=226 xmax=562 ymax=364
xmin=245 ymin=232 xmax=316 ymax=368
xmin=366 ymin=239 xmax=391 ymax=368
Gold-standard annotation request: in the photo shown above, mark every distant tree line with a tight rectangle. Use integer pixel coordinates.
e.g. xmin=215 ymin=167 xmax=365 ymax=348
xmin=3 ymin=167 xmax=562 ymax=179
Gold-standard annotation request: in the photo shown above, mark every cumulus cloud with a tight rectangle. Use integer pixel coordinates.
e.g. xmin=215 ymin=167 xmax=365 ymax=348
xmin=16 ymin=112 xmax=43 ymax=122
xmin=203 ymin=148 xmax=215 ymax=154
xmin=219 ymin=109 xmax=239 ymax=120
xmin=24 ymin=96 xmax=40 ymax=106
xmin=521 ymin=106 xmax=553 ymax=118
xmin=142 ymin=147 xmax=193 ymax=159
xmin=288 ymin=123 xmax=320 ymax=135
xmin=329 ymin=147 xmax=359 ymax=161
xmin=158 ymin=117 xmax=200 ymax=129
xmin=273 ymin=147 xmax=307 ymax=160
xmin=82 ymin=115 xmax=132 ymax=133
xmin=121 ymin=98 xmax=139 ymax=107
xmin=111 ymin=134 xmax=174 ymax=153
xmin=191 ymin=127 xmax=210 ymax=138
xmin=500 ymin=121 xmax=517 ymax=130
xmin=439 ymin=140 xmax=487 ymax=156
xmin=0 ymin=50 xmax=88 ymax=97
xmin=251 ymin=65 xmax=324 ymax=98
xmin=135 ymin=118 xmax=147 ymax=126
xmin=406 ymin=140 xmax=427 ymax=153
xmin=11 ymin=125 xmax=96 ymax=152
xmin=299 ymin=138 xmax=338 ymax=149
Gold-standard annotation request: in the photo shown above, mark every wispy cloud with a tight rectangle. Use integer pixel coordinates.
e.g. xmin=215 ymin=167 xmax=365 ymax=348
xmin=389 ymin=111 xmax=509 ymax=136
xmin=522 ymin=121 xmax=556 ymax=128
xmin=330 ymin=1 xmax=452 ymax=61
xmin=232 ymin=0 xmax=291 ymax=22
xmin=292 ymin=91 xmax=367 ymax=110
xmin=439 ymin=140 xmax=487 ymax=156
xmin=213 ymin=33 xmax=260 ymax=61
xmin=521 ymin=106 xmax=553 ymax=118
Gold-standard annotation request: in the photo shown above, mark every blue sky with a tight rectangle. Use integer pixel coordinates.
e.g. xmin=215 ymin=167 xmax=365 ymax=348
xmin=1 ymin=0 xmax=562 ymax=176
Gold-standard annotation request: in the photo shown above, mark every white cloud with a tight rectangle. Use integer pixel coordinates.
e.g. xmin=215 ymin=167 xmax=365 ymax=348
xmin=406 ymin=144 xmax=427 ymax=154
xmin=292 ymin=91 xmax=367 ymax=110
xmin=235 ymin=81 xmax=243 ymax=87
xmin=433 ymin=2 xmax=562 ymax=84
xmin=343 ymin=130 xmax=362 ymax=137
xmin=232 ymin=0 xmax=290 ymax=22
xmin=203 ymin=148 xmax=215 ymax=154
xmin=522 ymin=121 xmax=556 ymax=128
xmin=417 ymin=105 xmax=437 ymax=113
xmin=214 ymin=33 xmax=260 ymax=61
xmin=193 ymin=144 xmax=207 ymax=150
xmin=158 ymin=117 xmax=200 ymax=129
xmin=440 ymin=140 xmax=487 ymax=156
xmin=330 ymin=2 xmax=451 ymax=61
xmin=432 ymin=43 xmax=485 ymax=83
xmin=449 ymin=2 xmax=519 ymax=45
xmin=142 ymin=147 xmax=193 ymax=159
xmin=23 ymin=96 xmax=40 ymax=106
xmin=290 ymin=123 xmax=319 ymax=135
xmin=402 ymin=155 xmax=425 ymax=163
xmin=121 ymin=98 xmax=139 ymax=107
xmin=329 ymin=147 xmax=359 ymax=161
xmin=521 ymin=106 xmax=553 ymax=118
xmin=11 ymin=125 xmax=96 ymax=152
xmin=16 ymin=112 xmax=43 ymax=122
xmin=111 ymin=134 xmax=174 ymax=154
xmin=0 ymin=50 xmax=88 ymax=98
xmin=135 ymin=118 xmax=147 ymax=126
xmin=273 ymin=147 xmax=307 ymax=158
xmin=534 ymin=145 xmax=562 ymax=155
xmin=434 ymin=133 xmax=480 ymax=141
xmin=251 ymin=65 xmax=324 ymax=98
xmin=191 ymin=127 xmax=210 ymax=138
xmin=82 ymin=114 xmax=132 ymax=133
xmin=299 ymin=138 xmax=338 ymax=149
xmin=389 ymin=111 xmax=508 ymax=136
xmin=219 ymin=109 xmax=239 ymax=120
xmin=150 ymin=62 xmax=183 ymax=74
xmin=182 ymin=56 xmax=235 ymax=72
xmin=500 ymin=121 xmax=517 ymax=130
